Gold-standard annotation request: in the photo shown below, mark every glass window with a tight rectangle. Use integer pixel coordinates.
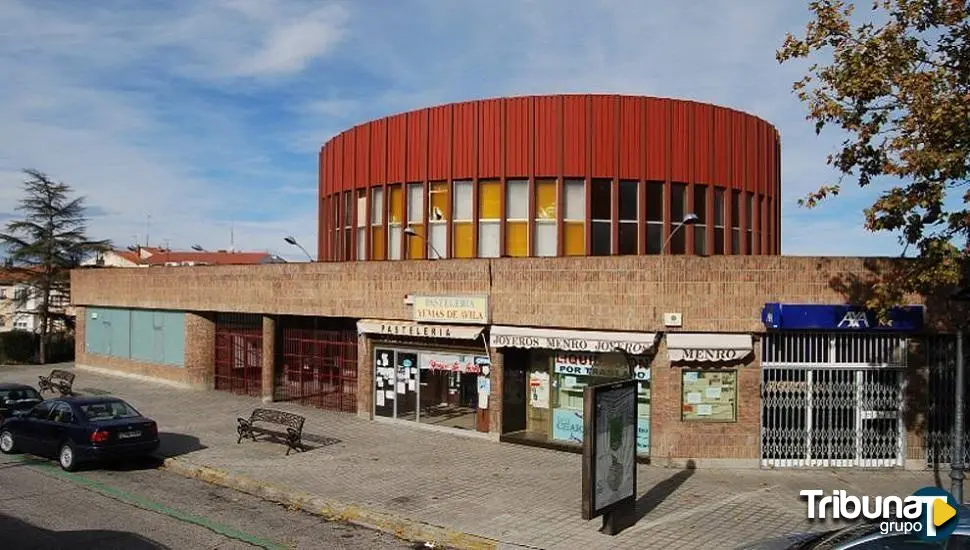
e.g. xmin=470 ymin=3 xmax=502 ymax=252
xmin=693 ymin=184 xmax=708 ymax=256
xmin=28 ymin=401 xmax=54 ymax=420
xmin=406 ymin=183 xmax=424 ymax=259
xmin=669 ymin=183 xmax=686 ymax=254
xmin=564 ymin=179 xmax=585 ymax=256
xmin=534 ymin=178 xmax=557 ymax=257
xmin=51 ymin=402 xmax=74 ymax=424
xmin=370 ymin=187 xmax=385 ymax=260
xmin=618 ymin=180 xmax=638 ymax=255
xmin=453 ymin=180 xmax=473 ymax=258
xmin=356 ymin=190 xmax=367 ymax=260
xmin=646 ymin=181 xmax=663 ymax=254
xmin=506 ymin=180 xmax=529 ymax=257
xmin=590 ymin=179 xmax=612 ymax=256
xmin=343 ymin=191 xmax=352 ymax=261
xmin=731 ymin=189 xmax=741 ymax=255
xmin=478 ymin=180 xmax=501 ymax=258
xmin=428 ymin=182 xmax=449 ymax=259
xmin=681 ymin=370 xmax=737 ymax=422
xmin=713 ymin=188 xmax=725 ymax=255
xmin=388 ymin=184 xmax=403 ymax=260
xmin=80 ymin=400 xmax=141 ymax=421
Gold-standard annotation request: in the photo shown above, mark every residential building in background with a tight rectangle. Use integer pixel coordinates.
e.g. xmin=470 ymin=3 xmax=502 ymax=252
xmin=0 ymin=269 xmax=70 ymax=333
xmin=84 ymin=247 xmax=286 ymax=268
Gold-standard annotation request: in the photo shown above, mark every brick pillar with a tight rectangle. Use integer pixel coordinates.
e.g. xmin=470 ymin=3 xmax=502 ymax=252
xmin=184 ymin=312 xmax=215 ymax=390
xmin=357 ymin=333 xmax=374 ymax=419
xmin=261 ymin=315 xmax=275 ymax=403
xmin=75 ymin=306 xmax=86 ymax=362
xmin=488 ymin=347 xmax=504 ymax=436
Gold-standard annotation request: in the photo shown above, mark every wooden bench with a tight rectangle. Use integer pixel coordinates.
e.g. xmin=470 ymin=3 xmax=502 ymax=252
xmin=236 ymin=408 xmax=306 ymax=455
xmin=37 ymin=369 xmax=75 ymax=396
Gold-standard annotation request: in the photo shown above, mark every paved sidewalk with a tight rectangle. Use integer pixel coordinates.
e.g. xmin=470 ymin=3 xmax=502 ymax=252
xmin=0 ymin=364 xmax=943 ymax=550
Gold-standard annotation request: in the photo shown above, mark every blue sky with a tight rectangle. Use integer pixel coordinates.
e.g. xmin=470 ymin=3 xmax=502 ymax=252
xmin=0 ymin=0 xmax=921 ymax=259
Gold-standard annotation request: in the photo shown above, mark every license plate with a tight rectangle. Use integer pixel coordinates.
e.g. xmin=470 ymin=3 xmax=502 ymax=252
xmin=118 ymin=431 xmax=141 ymax=439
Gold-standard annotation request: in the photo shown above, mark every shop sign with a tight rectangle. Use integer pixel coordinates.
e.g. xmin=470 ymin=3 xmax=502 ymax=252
xmin=412 ymin=294 xmax=489 ymax=325
xmin=357 ymin=319 xmax=484 ymax=340
xmin=419 ymin=352 xmax=488 ymax=374
xmin=490 ymin=326 xmax=657 ymax=355
xmin=554 ymin=352 xmax=651 ymax=379
xmin=666 ymin=333 xmax=753 ymax=364
xmin=761 ymin=303 xmax=924 ymax=332
xmin=680 ymin=349 xmax=745 ymax=361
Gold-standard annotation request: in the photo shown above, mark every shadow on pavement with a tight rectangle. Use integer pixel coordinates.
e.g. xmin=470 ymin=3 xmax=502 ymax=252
xmin=0 ymin=511 xmax=171 ymax=549
xmin=612 ymin=459 xmax=697 ymax=534
xmin=90 ymin=432 xmax=206 ymax=472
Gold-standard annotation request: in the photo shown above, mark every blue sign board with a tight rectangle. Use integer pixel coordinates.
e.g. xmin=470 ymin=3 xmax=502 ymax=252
xmin=761 ymin=303 xmax=924 ymax=332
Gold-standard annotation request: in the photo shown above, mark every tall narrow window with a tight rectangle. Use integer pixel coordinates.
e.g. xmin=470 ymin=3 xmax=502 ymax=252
xmin=669 ymin=183 xmax=686 ymax=254
xmin=713 ymin=188 xmax=725 ymax=255
xmin=388 ymin=185 xmax=403 ymax=260
xmin=428 ymin=181 xmax=449 ymax=259
xmin=758 ymin=194 xmax=766 ymax=254
xmin=453 ymin=180 xmax=473 ymax=258
xmin=746 ymin=192 xmax=755 ymax=254
xmin=534 ymin=179 xmax=557 ymax=257
xmin=693 ymin=185 xmax=708 ymax=256
xmin=590 ymin=179 xmax=612 ymax=256
xmin=331 ymin=197 xmax=339 ymax=261
xmin=370 ymin=187 xmax=385 ymax=260
xmin=343 ymin=191 xmax=352 ymax=261
xmin=646 ymin=182 xmax=663 ymax=254
xmin=406 ymin=183 xmax=424 ymax=259
xmin=730 ymin=190 xmax=741 ymax=254
xmin=564 ymin=179 xmax=586 ymax=256
xmin=506 ymin=180 xmax=528 ymax=257
xmin=618 ymin=180 xmax=638 ymax=255
xmin=478 ymin=180 xmax=501 ymax=258
xmin=356 ymin=190 xmax=367 ymax=260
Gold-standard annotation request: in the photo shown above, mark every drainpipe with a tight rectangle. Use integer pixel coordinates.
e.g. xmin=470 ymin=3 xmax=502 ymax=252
xmin=952 ymin=330 xmax=965 ymax=504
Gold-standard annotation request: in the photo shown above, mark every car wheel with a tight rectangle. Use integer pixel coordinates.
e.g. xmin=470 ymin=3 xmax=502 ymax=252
xmin=58 ymin=443 xmax=78 ymax=472
xmin=0 ymin=430 xmax=16 ymax=454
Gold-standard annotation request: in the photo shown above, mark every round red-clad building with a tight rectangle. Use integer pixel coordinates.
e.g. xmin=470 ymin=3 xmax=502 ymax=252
xmin=318 ymin=94 xmax=780 ymax=262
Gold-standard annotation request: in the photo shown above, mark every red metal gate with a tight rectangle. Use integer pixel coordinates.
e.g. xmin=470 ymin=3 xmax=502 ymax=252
xmin=276 ymin=317 xmax=357 ymax=413
xmin=214 ymin=313 xmax=263 ymax=397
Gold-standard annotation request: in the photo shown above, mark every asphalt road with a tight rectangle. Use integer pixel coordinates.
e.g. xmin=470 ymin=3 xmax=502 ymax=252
xmin=0 ymin=453 xmax=421 ymax=550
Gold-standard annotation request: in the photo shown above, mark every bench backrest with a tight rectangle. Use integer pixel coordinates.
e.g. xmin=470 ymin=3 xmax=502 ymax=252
xmin=250 ymin=408 xmax=304 ymax=430
xmin=49 ymin=370 xmax=75 ymax=384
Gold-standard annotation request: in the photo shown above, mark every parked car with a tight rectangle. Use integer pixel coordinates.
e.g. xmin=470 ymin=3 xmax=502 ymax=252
xmin=0 ymin=383 xmax=42 ymax=422
xmin=0 ymin=396 xmax=160 ymax=471
xmin=741 ymin=508 xmax=970 ymax=549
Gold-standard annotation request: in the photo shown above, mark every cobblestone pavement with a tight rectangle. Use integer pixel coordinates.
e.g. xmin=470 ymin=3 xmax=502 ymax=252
xmin=0 ymin=364 xmax=942 ymax=550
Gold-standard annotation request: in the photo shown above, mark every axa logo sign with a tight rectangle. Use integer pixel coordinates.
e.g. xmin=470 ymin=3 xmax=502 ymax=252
xmin=802 ymin=487 xmax=960 ymax=540
xmin=836 ymin=310 xmax=895 ymax=329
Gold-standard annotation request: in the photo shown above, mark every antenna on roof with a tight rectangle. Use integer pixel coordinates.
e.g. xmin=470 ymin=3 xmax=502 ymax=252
xmin=230 ymin=219 xmax=235 ymax=253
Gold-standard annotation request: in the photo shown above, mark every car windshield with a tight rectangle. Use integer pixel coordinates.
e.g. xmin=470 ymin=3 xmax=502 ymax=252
xmin=0 ymin=388 xmax=42 ymax=403
xmin=79 ymin=401 xmax=141 ymax=421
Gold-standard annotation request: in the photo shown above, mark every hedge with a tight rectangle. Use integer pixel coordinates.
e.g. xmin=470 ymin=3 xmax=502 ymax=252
xmin=0 ymin=331 xmax=75 ymax=365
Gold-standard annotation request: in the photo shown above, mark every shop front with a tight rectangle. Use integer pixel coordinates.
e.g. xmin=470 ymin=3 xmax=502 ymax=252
xmin=664 ymin=333 xmax=754 ymax=423
xmin=357 ymin=319 xmax=493 ymax=433
xmin=490 ymin=325 xmax=658 ymax=456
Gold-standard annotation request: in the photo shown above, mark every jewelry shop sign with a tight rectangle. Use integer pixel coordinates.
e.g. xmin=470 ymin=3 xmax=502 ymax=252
xmin=412 ymin=294 xmax=489 ymax=325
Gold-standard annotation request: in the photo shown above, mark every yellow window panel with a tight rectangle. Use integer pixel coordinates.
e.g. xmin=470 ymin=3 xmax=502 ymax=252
xmin=406 ymin=224 xmax=425 ymax=259
xmin=479 ymin=180 xmax=501 ymax=220
xmin=453 ymin=222 xmax=474 ymax=258
xmin=506 ymin=221 xmax=528 ymax=257
xmin=371 ymin=226 xmax=386 ymax=260
xmin=535 ymin=179 xmax=557 ymax=219
xmin=429 ymin=181 xmax=450 ymax=221
xmin=388 ymin=185 xmax=404 ymax=224
xmin=564 ymin=222 xmax=585 ymax=256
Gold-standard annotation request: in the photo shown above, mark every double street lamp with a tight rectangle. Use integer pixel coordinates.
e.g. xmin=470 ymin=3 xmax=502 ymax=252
xmin=404 ymin=226 xmax=445 ymax=260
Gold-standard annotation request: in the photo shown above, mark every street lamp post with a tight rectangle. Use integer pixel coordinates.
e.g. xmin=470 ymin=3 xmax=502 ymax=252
xmin=660 ymin=213 xmax=700 ymax=297
xmin=283 ymin=236 xmax=314 ymax=262
xmin=404 ymin=226 xmax=444 ymax=260
xmin=950 ymin=281 xmax=970 ymax=504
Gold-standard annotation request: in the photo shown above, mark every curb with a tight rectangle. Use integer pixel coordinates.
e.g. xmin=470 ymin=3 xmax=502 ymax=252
xmin=160 ymin=457 xmax=499 ymax=550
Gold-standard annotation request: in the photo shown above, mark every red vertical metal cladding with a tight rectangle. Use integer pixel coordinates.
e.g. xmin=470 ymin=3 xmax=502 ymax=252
xmin=355 ymin=124 xmax=369 ymax=189
xmin=590 ymin=95 xmax=617 ymax=178
xmin=369 ymin=118 xmax=387 ymax=185
xmin=618 ymin=96 xmax=644 ymax=180
xmin=333 ymin=133 xmax=345 ymax=190
xmin=730 ymin=112 xmax=745 ymax=190
xmin=645 ymin=98 xmax=667 ymax=181
xmin=562 ymin=95 xmax=587 ymax=176
xmin=387 ymin=114 xmax=407 ymax=183
xmin=478 ymin=100 xmax=502 ymax=176
xmin=669 ymin=101 xmax=690 ymax=183
xmin=406 ymin=109 xmax=427 ymax=182
xmin=427 ymin=105 xmax=451 ymax=181
xmin=693 ymin=103 xmax=713 ymax=184
xmin=505 ymin=97 xmax=530 ymax=177
xmin=534 ymin=96 xmax=560 ymax=176
xmin=343 ymin=128 xmax=355 ymax=192
xmin=745 ymin=117 xmax=759 ymax=193
xmin=712 ymin=108 xmax=730 ymax=184
xmin=452 ymin=102 xmax=475 ymax=179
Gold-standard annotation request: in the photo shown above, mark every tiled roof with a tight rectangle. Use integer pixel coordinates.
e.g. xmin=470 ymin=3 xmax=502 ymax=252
xmin=143 ymin=251 xmax=273 ymax=266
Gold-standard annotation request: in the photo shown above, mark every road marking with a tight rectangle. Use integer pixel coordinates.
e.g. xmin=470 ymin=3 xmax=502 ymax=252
xmin=6 ymin=455 xmax=289 ymax=550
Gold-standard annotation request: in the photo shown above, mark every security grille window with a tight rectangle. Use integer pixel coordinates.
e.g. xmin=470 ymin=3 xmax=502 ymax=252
xmin=669 ymin=183 xmax=687 ymax=254
xmin=406 ymin=183 xmax=424 ymax=259
xmin=370 ymin=187 xmax=385 ymax=260
xmin=693 ymin=184 xmax=708 ymax=255
xmin=590 ymin=179 xmax=612 ymax=256
xmin=343 ymin=191 xmax=352 ymax=261
xmin=534 ymin=178 xmax=557 ymax=257
xmin=730 ymin=190 xmax=741 ymax=254
xmin=356 ymin=190 xmax=367 ymax=260
xmin=646 ymin=181 xmax=663 ymax=254
xmin=563 ymin=179 xmax=585 ymax=255
xmin=713 ymin=188 xmax=725 ymax=255
xmin=428 ymin=181 xmax=449 ymax=259
xmin=478 ymin=180 xmax=500 ymax=258
xmin=388 ymin=184 xmax=404 ymax=260
xmin=746 ymin=192 xmax=754 ymax=254
xmin=506 ymin=180 xmax=529 ymax=257
xmin=452 ymin=180 xmax=474 ymax=258
xmin=618 ymin=180 xmax=638 ymax=255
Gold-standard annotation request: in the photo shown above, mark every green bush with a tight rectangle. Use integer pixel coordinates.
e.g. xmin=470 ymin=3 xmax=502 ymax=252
xmin=0 ymin=331 xmax=75 ymax=364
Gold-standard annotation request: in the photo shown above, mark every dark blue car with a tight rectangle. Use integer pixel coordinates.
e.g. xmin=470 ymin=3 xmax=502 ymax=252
xmin=0 ymin=396 xmax=159 ymax=471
